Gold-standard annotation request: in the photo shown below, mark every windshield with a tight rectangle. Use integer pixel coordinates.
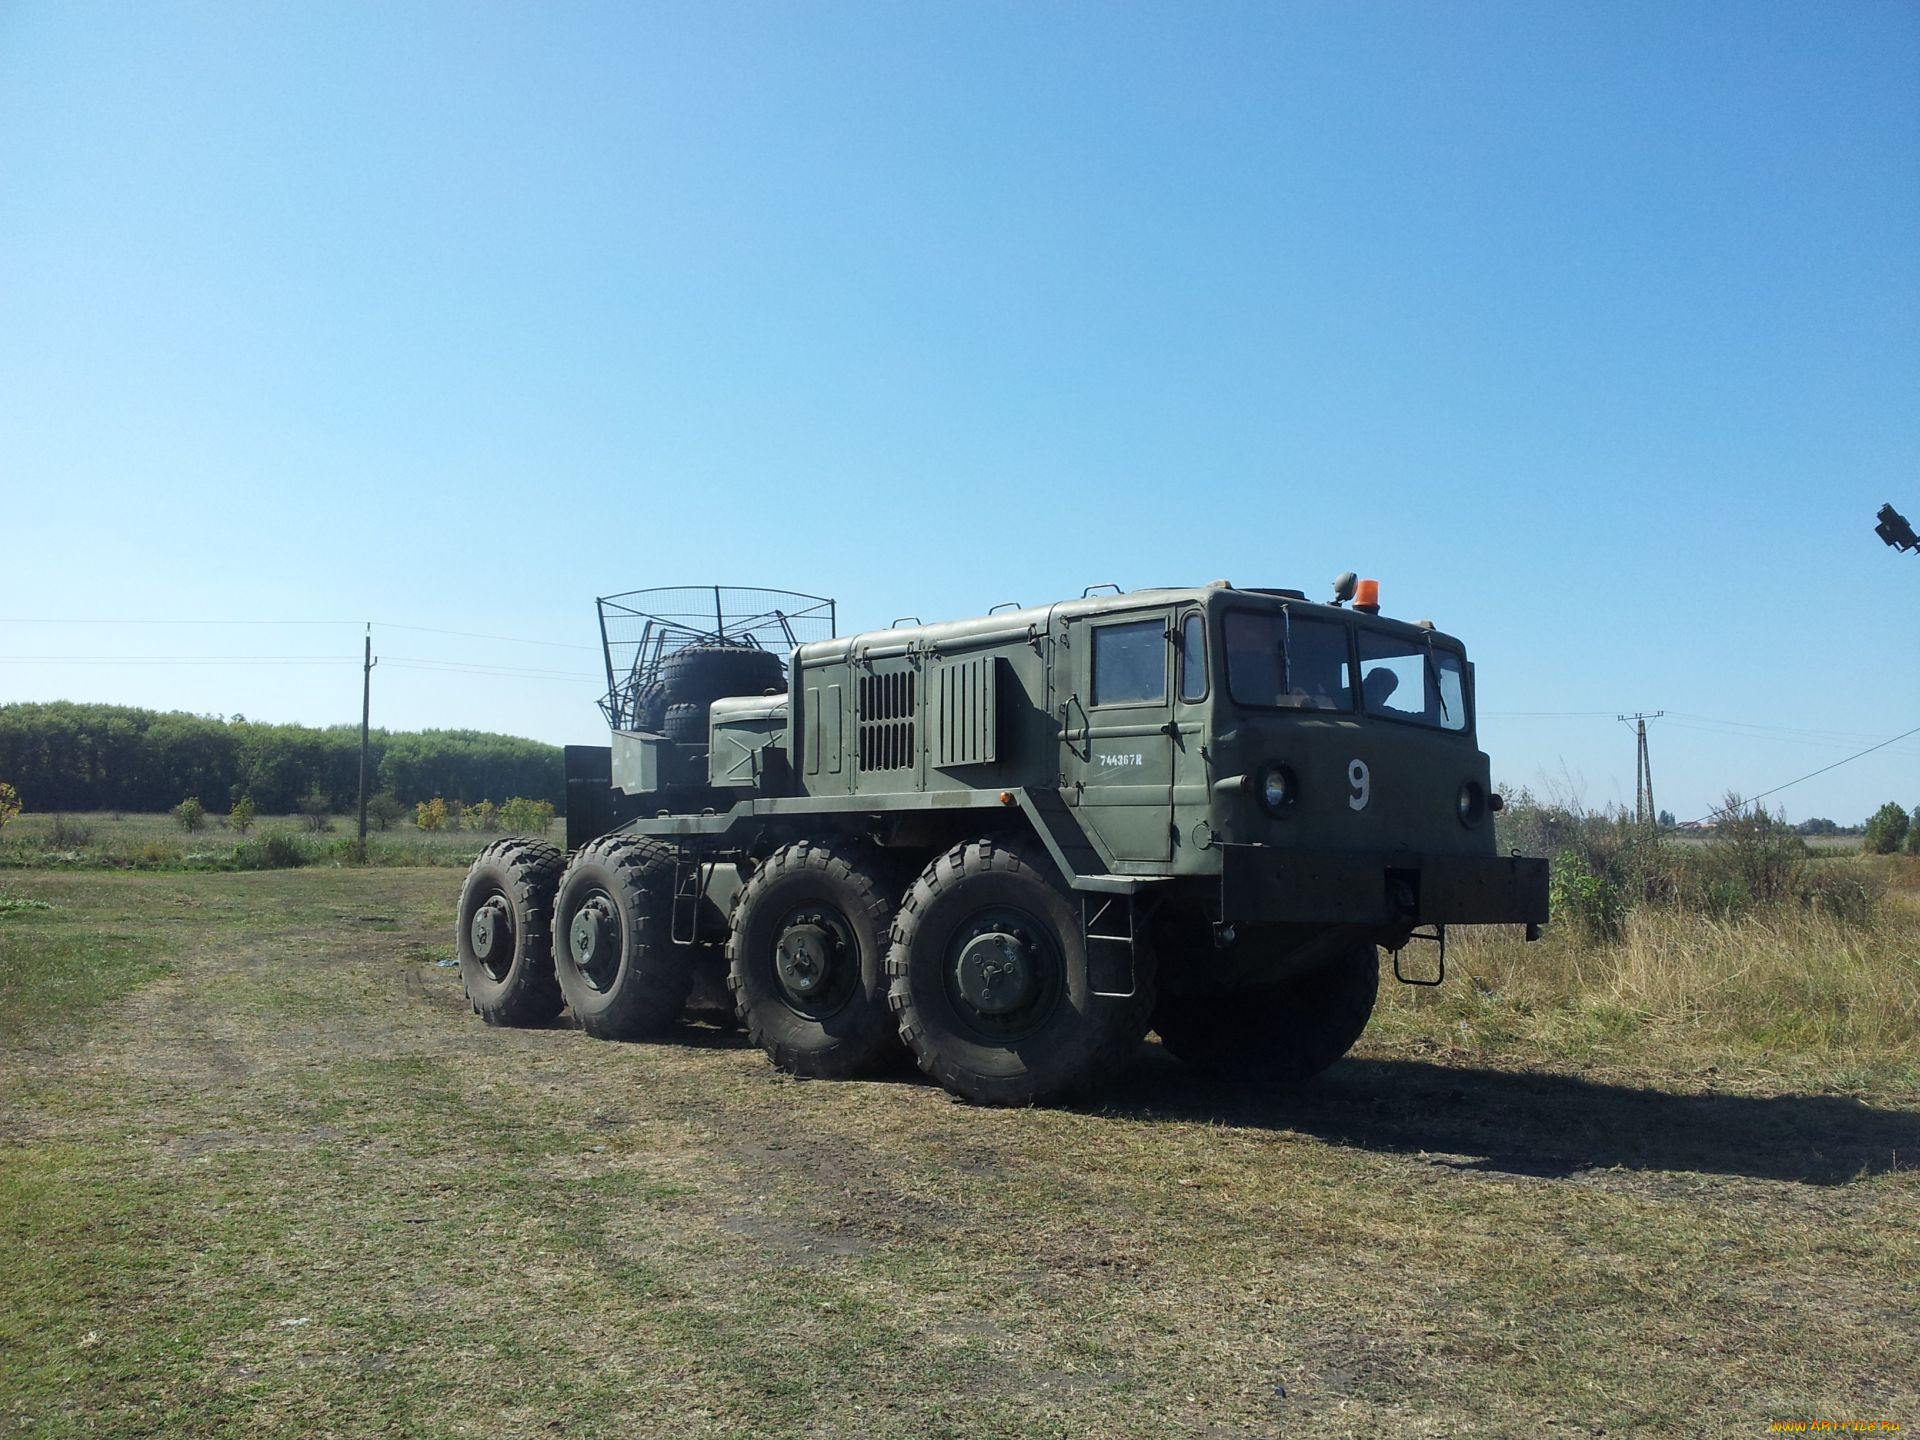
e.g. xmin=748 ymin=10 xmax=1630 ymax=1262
xmin=1223 ymin=608 xmax=1471 ymax=732
xmin=1357 ymin=631 xmax=1468 ymax=732
xmin=1224 ymin=611 xmax=1352 ymax=711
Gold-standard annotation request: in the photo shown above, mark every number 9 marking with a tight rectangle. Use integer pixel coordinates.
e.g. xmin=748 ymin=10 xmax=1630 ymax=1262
xmin=1348 ymin=759 xmax=1371 ymax=811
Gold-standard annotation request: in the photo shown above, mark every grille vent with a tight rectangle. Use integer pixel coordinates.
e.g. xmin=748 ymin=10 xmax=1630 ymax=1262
xmin=858 ymin=670 xmax=917 ymax=771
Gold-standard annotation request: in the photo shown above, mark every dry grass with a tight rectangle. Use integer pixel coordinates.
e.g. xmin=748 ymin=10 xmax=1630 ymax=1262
xmin=1 ymin=865 xmax=1917 ymax=1439
xmin=1373 ymin=862 xmax=1920 ymax=1093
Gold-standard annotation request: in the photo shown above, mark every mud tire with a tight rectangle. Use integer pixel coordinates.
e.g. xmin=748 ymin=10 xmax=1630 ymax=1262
xmin=456 ymin=838 xmax=565 ymax=1026
xmin=1152 ymin=944 xmax=1379 ymax=1082
xmin=663 ymin=703 xmax=709 ymax=745
xmin=727 ymin=838 xmax=905 ymax=1078
xmin=660 ymin=643 xmax=785 ymax=708
xmin=633 ymin=681 xmax=669 ymax=733
xmin=886 ymin=839 xmax=1155 ymax=1106
xmin=551 ymin=835 xmax=696 ymax=1039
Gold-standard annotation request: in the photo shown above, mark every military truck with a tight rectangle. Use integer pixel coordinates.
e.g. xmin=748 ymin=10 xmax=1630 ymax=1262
xmin=456 ymin=580 xmax=1548 ymax=1105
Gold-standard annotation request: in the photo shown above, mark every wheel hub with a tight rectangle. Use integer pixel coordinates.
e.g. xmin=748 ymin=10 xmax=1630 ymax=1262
xmin=470 ymin=897 xmax=511 ymax=968
xmin=953 ymin=929 xmax=1036 ymax=1016
xmin=776 ymin=919 xmax=836 ymax=1000
xmin=569 ymin=895 xmax=618 ymax=979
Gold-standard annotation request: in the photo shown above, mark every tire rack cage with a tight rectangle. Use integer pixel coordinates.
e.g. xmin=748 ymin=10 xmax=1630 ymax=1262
xmin=596 ymin=586 xmax=838 ymax=731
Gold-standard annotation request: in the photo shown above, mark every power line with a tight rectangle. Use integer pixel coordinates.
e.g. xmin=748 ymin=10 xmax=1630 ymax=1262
xmin=1665 ymin=711 xmax=1912 ymax=744
xmin=382 ymin=658 xmax=596 ymax=682
xmin=373 ymin=622 xmax=594 ymax=651
xmin=1691 ymin=722 xmax=1920 ymax=823
xmin=1661 ymin=717 xmax=1920 ymax=759
xmin=3 ymin=654 xmax=596 ymax=680
xmin=1487 ymin=708 xmax=1920 ymax=757
xmin=1 ymin=655 xmax=358 ymax=665
xmin=0 ymin=616 xmax=593 ymax=651
xmin=383 ymin=673 xmax=593 ymax=687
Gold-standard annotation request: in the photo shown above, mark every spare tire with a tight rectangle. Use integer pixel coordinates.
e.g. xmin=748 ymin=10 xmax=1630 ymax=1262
xmin=661 ymin=644 xmax=785 ymax=708
xmin=663 ymin=702 xmax=709 ymax=745
xmin=633 ymin=680 xmax=668 ymax=733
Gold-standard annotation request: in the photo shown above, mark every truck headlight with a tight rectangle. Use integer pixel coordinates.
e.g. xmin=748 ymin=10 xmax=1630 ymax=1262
xmin=1457 ymin=780 xmax=1487 ymax=826
xmin=1262 ymin=764 xmax=1297 ymax=814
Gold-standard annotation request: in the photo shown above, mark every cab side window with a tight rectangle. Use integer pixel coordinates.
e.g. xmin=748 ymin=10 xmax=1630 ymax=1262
xmin=1091 ymin=620 xmax=1166 ymax=706
xmin=1179 ymin=613 xmax=1207 ymax=701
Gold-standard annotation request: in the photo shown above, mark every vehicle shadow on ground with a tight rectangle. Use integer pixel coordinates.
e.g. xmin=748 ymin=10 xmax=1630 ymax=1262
xmin=1101 ymin=1051 xmax=1920 ymax=1187
xmin=540 ymin=1011 xmax=754 ymax=1046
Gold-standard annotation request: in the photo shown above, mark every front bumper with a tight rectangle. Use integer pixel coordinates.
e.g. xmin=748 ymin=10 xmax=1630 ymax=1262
xmin=1219 ymin=845 xmax=1549 ymax=928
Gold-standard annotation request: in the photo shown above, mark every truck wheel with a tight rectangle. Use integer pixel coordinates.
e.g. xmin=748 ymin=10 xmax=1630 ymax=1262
xmin=551 ymin=836 xmax=695 ymax=1039
xmin=456 ymin=838 xmax=565 ymax=1026
xmin=1152 ymin=944 xmax=1379 ymax=1082
xmin=886 ymin=839 xmax=1155 ymax=1106
xmin=727 ymin=839 xmax=904 ymax=1078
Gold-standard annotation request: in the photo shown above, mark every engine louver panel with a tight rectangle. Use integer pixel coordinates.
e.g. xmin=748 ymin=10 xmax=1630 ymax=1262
xmin=934 ymin=655 xmax=998 ymax=768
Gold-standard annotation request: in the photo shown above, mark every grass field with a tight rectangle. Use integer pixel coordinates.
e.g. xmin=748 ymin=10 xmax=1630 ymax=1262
xmin=1 ymin=849 xmax=1916 ymax=1437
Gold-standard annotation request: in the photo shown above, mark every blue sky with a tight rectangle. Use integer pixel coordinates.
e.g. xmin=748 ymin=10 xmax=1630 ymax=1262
xmin=2 ymin=0 xmax=1915 ymax=823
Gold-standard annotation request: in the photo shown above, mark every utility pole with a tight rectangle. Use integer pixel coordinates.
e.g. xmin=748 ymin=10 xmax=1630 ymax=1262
xmin=1617 ymin=711 xmax=1663 ymax=825
xmin=357 ymin=625 xmax=377 ymax=862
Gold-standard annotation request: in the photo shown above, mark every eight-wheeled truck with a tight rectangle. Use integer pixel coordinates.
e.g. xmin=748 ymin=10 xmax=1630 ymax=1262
xmin=456 ymin=580 xmax=1548 ymax=1105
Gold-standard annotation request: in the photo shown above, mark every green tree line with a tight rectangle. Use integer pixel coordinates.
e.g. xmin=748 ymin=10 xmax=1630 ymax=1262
xmin=0 ymin=702 xmax=564 ymax=814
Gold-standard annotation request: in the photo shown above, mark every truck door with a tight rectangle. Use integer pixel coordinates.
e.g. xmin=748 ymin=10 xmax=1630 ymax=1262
xmin=1060 ymin=606 xmax=1176 ymax=863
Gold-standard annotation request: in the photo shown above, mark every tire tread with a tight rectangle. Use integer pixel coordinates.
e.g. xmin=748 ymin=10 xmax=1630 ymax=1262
xmin=553 ymin=834 xmax=696 ymax=1039
xmin=727 ymin=837 xmax=904 ymax=1077
xmin=885 ymin=838 xmax=1155 ymax=1105
xmin=457 ymin=838 xmax=565 ymax=1026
